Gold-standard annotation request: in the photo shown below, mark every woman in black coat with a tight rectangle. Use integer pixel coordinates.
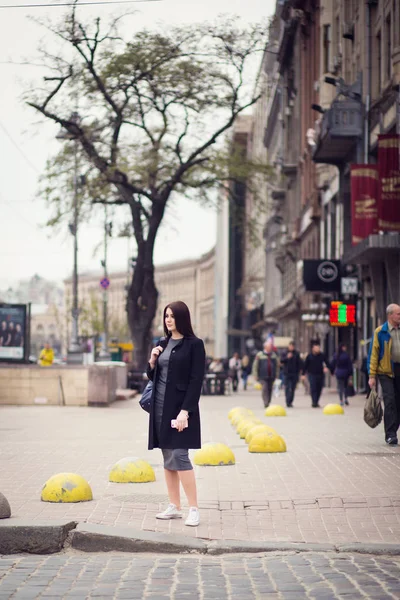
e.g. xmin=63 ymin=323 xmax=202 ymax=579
xmin=330 ymin=343 xmax=353 ymax=406
xmin=146 ymin=300 xmax=205 ymax=527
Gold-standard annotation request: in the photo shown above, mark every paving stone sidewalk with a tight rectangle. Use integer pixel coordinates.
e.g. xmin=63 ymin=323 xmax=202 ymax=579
xmin=0 ymin=388 xmax=399 ymax=545
xmin=1 ymin=552 xmax=400 ymax=599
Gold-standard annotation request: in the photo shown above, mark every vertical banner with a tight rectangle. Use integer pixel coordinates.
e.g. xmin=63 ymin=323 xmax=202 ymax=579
xmin=378 ymin=134 xmax=400 ymax=231
xmin=350 ymin=165 xmax=379 ymax=245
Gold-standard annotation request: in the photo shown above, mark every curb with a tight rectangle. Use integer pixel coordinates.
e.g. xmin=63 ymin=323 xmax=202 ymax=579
xmin=0 ymin=519 xmax=77 ymax=555
xmin=71 ymin=523 xmax=208 ymax=554
xmin=1 ymin=521 xmax=400 ymax=556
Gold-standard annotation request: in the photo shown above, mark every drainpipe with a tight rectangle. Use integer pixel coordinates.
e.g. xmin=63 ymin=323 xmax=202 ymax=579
xmin=364 ymin=1 xmax=372 ymax=163
xmin=362 ymin=1 xmax=373 ymax=364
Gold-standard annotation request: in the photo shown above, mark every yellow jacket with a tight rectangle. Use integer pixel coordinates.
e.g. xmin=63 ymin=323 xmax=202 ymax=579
xmin=39 ymin=348 xmax=54 ymax=367
xmin=368 ymin=322 xmax=393 ymax=377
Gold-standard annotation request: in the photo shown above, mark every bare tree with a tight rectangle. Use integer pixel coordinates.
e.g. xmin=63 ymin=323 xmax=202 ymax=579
xmin=27 ymin=5 xmax=271 ymax=367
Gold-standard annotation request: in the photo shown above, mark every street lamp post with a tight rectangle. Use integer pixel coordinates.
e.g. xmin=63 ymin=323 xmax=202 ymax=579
xmin=99 ymin=204 xmax=111 ymax=360
xmin=56 ymin=112 xmax=83 ymax=362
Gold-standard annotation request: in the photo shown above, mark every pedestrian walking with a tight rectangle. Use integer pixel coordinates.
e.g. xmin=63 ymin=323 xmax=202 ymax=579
xmin=241 ymin=354 xmax=251 ymax=390
xmin=330 ymin=344 xmax=353 ymax=406
xmin=302 ymin=342 xmax=330 ymax=407
xmin=38 ymin=342 xmax=54 ymax=367
xmin=252 ymin=340 xmax=280 ymax=407
xmin=146 ymin=300 xmax=206 ymax=526
xmin=280 ymin=341 xmax=302 ymax=407
xmin=229 ymin=352 xmax=241 ymax=392
xmin=368 ymin=303 xmax=400 ymax=446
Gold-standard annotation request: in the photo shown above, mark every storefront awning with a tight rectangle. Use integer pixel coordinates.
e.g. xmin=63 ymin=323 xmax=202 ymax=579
xmin=343 ymin=233 xmax=400 ymax=264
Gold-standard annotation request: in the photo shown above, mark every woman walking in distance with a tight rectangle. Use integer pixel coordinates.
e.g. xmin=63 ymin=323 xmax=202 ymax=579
xmin=147 ymin=301 xmax=206 ymax=527
xmin=330 ymin=343 xmax=353 ymax=406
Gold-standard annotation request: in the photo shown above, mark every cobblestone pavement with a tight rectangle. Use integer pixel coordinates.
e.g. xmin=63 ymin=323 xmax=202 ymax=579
xmin=1 ymin=388 xmax=400 ymax=544
xmin=1 ymin=552 xmax=400 ymax=599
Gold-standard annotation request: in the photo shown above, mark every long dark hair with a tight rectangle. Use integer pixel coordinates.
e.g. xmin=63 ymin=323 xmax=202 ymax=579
xmin=163 ymin=301 xmax=195 ymax=338
xmin=338 ymin=343 xmax=347 ymax=355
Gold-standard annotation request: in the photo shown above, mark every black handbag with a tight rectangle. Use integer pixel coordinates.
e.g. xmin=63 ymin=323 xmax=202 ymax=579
xmin=139 ymin=381 xmax=153 ymax=413
xmin=346 ymin=376 xmax=355 ymax=397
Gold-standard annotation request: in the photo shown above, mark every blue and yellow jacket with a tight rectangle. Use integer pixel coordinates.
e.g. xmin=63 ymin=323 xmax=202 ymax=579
xmin=368 ymin=321 xmax=393 ymax=377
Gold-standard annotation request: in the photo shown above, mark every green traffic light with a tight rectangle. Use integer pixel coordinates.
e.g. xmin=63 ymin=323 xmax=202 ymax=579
xmin=338 ymin=304 xmax=347 ymax=323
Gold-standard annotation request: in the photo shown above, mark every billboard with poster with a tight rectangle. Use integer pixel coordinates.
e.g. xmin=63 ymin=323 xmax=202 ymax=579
xmin=0 ymin=304 xmax=28 ymax=362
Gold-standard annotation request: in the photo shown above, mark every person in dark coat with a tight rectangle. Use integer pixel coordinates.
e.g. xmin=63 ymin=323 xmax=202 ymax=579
xmin=146 ymin=300 xmax=205 ymax=527
xmin=280 ymin=341 xmax=302 ymax=407
xmin=252 ymin=339 xmax=280 ymax=407
xmin=301 ymin=342 xmax=330 ymax=407
xmin=330 ymin=344 xmax=353 ymax=406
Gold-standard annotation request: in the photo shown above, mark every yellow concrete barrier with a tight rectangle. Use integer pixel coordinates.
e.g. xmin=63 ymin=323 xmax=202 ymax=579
xmin=231 ymin=413 xmax=249 ymax=427
xmin=248 ymin=432 xmax=287 ymax=453
xmin=265 ymin=404 xmax=287 ymax=417
xmin=237 ymin=419 xmax=263 ymax=439
xmin=323 ymin=403 xmax=345 ymax=415
xmin=194 ymin=443 xmax=235 ymax=466
xmin=228 ymin=407 xmax=252 ymax=420
xmin=245 ymin=424 xmax=278 ymax=445
xmin=229 ymin=408 xmax=254 ymax=425
xmin=109 ymin=458 xmax=156 ymax=483
xmin=41 ymin=473 xmax=93 ymax=503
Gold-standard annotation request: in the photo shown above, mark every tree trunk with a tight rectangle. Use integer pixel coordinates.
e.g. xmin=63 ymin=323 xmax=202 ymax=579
xmin=126 ymin=240 xmax=159 ymax=370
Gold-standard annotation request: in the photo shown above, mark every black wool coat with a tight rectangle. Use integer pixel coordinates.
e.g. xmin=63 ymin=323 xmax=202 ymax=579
xmin=146 ymin=335 xmax=206 ymax=450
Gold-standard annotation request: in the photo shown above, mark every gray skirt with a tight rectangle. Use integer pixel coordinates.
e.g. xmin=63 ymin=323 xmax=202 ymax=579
xmin=155 ymin=394 xmax=193 ymax=471
xmin=161 ymin=448 xmax=193 ymax=471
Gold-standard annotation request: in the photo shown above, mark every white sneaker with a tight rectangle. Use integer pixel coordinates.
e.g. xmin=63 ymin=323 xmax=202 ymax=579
xmin=156 ymin=503 xmax=182 ymax=520
xmin=185 ymin=507 xmax=200 ymax=527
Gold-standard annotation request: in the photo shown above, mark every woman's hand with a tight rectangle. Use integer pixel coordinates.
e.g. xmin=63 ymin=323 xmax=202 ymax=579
xmin=175 ymin=410 xmax=189 ymax=432
xmin=149 ymin=345 xmax=164 ymax=369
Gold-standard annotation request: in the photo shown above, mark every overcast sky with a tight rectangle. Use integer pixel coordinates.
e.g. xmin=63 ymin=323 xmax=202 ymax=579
xmin=0 ymin=0 xmax=274 ymax=290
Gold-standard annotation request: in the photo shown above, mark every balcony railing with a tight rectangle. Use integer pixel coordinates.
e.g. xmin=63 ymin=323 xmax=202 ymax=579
xmin=313 ymin=99 xmax=363 ymax=165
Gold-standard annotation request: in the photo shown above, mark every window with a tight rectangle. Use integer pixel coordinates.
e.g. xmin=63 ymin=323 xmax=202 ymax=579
xmin=335 ymin=16 xmax=341 ymax=56
xmin=323 ymin=24 xmax=331 ymax=73
xmin=377 ymin=31 xmax=382 ymax=92
xmin=386 ymin=15 xmax=392 ymax=80
xmin=323 ymin=205 xmax=328 ymax=257
xmin=330 ymin=198 xmax=337 ymax=260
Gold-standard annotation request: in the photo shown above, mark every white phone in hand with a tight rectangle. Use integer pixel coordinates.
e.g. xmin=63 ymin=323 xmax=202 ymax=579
xmin=171 ymin=419 xmax=188 ymax=429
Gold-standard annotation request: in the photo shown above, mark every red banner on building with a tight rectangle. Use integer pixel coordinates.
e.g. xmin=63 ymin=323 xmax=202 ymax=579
xmin=350 ymin=164 xmax=379 ymax=245
xmin=378 ymin=134 xmax=400 ymax=231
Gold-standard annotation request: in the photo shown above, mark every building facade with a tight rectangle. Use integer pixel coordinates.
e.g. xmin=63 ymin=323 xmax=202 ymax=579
xmin=312 ymin=0 xmax=400 ymax=359
xmin=214 ymin=115 xmax=253 ymax=358
xmin=263 ymin=0 xmax=324 ymax=353
xmin=64 ymin=249 xmax=216 ymax=357
xmin=30 ymin=303 xmax=64 ymax=358
xmin=258 ymin=0 xmax=399 ymax=363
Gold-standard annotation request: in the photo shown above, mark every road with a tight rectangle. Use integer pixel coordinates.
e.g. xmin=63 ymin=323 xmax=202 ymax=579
xmin=1 ymin=552 xmax=400 ymax=599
